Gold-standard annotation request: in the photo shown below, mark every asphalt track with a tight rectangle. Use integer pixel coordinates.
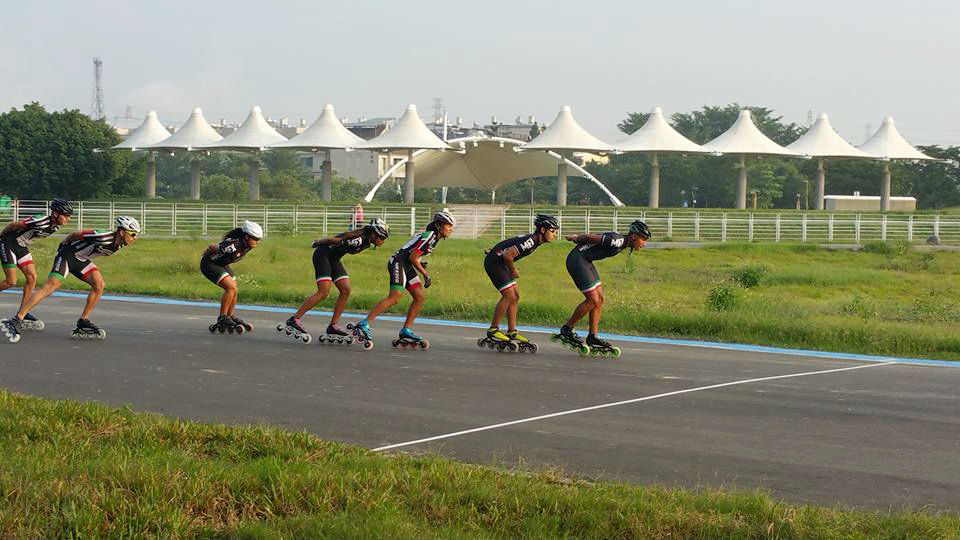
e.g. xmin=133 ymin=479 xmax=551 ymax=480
xmin=1 ymin=291 xmax=958 ymax=510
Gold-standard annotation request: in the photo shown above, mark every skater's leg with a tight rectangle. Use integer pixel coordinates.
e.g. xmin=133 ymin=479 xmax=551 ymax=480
xmin=366 ymin=289 xmax=403 ymax=323
xmin=79 ymin=270 xmax=105 ymax=320
xmin=490 ymin=286 xmax=516 ymax=329
xmin=565 ymin=289 xmax=601 ymax=329
xmin=0 ymin=266 xmax=16 ymax=291
xmin=587 ymin=286 xmax=604 ymax=335
xmin=403 ymin=285 xmax=425 ymax=329
xmin=293 ymin=281 xmax=331 ymax=319
xmin=330 ymin=278 xmax=351 ymax=325
xmin=505 ymin=286 xmax=521 ymax=332
xmin=16 ymin=264 xmax=38 ymax=316
xmin=218 ymin=276 xmax=238 ymax=317
xmin=16 ymin=275 xmax=63 ymax=319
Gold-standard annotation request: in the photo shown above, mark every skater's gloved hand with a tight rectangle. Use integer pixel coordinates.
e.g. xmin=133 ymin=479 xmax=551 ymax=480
xmin=421 ymin=261 xmax=428 ymax=269
xmin=564 ymin=234 xmax=578 ymax=242
xmin=311 ymin=240 xmax=322 ymax=249
xmin=423 ymin=274 xmax=432 ymax=288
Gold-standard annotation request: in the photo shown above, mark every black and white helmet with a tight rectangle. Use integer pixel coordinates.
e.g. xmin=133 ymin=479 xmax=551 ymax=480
xmin=533 ymin=214 xmax=559 ymax=230
xmin=432 ymin=210 xmax=456 ymax=227
xmin=364 ymin=217 xmax=390 ymax=239
xmin=241 ymin=220 xmax=263 ymax=240
xmin=115 ymin=215 xmax=141 ymax=234
xmin=49 ymin=198 xmax=74 ymax=216
xmin=628 ymin=219 xmax=652 ymax=239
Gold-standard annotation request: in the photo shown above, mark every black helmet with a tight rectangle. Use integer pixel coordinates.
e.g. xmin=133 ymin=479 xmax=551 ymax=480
xmin=364 ymin=217 xmax=390 ymax=239
xmin=629 ymin=220 xmax=652 ymax=239
xmin=50 ymin=199 xmax=74 ymax=216
xmin=533 ymin=214 xmax=559 ymax=230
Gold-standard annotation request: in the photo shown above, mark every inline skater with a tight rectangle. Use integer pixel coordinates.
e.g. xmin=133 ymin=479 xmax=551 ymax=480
xmin=0 ymin=199 xmax=74 ymax=331
xmin=552 ymin=219 xmax=651 ymax=357
xmin=349 ymin=210 xmax=455 ymax=350
xmin=201 ymin=220 xmax=262 ymax=335
xmin=478 ymin=214 xmax=558 ymax=353
xmin=278 ymin=218 xmax=390 ymax=344
xmin=1 ymin=215 xmax=140 ymax=343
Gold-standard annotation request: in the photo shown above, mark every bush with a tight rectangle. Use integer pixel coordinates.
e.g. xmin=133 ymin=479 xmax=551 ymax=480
xmin=863 ymin=240 xmax=910 ymax=258
xmin=731 ymin=265 xmax=767 ymax=288
xmin=706 ymin=285 xmax=738 ymax=311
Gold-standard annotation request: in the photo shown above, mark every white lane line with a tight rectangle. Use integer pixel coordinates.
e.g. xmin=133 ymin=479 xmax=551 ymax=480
xmin=373 ymin=361 xmax=896 ymax=452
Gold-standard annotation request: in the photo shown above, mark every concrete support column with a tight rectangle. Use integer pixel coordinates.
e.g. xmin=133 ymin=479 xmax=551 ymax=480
xmin=648 ymin=152 xmax=660 ymax=208
xmin=556 ymin=159 xmax=568 ymax=206
xmin=190 ymin=159 xmax=201 ymax=200
xmin=735 ymin=155 xmax=747 ymax=209
xmin=146 ymin=152 xmax=157 ymax=199
xmin=815 ymin=158 xmax=826 ymax=210
xmin=321 ymin=150 xmax=333 ymax=202
xmin=404 ymin=149 xmax=416 ymax=204
xmin=441 ymin=186 xmax=448 ymax=204
xmin=880 ymin=162 xmax=891 ymax=211
xmin=248 ymin=160 xmax=260 ymax=201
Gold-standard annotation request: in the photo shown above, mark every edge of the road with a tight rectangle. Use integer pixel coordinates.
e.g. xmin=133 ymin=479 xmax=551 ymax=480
xmin=3 ymin=289 xmax=957 ymax=368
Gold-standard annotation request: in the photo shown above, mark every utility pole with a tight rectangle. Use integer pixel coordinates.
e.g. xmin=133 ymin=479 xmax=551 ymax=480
xmin=90 ymin=57 xmax=105 ymax=121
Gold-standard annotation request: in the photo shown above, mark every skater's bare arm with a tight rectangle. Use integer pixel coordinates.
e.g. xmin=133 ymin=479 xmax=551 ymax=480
xmin=565 ymin=233 xmax=602 ymax=245
xmin=60 ymin=230 xmax=91 ymax=245
xmin=1 ymin=221 xmax=26 ymax=236
xmin=409 ymin=250 xmax=428 ymax=280
xmin=501 ymin=246 xmax=520 ymax=278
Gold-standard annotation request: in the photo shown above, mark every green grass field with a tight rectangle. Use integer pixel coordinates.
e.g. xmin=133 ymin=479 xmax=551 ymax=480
xmin=2 ymin=390 xmax=957 ymax=539
xmin=15 ymin=235 xmax=960 ymax=360
xmin=13 ymin=237 xmax=960 ymax=360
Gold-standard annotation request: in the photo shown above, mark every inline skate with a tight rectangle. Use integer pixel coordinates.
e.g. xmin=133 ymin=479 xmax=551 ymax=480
xmin=346 ymin=319 xmax=374 ymax=350
xmin=276 ymin=316 xmax=312 ymax=344
xmin=550 ymin=325 xmax=590 ymax=357
xmin=319 ymin=323 xmax=353 ymax=345
xmin=586 ymin=334 xmax=621 ymax=358
xmin=477 ymin=327 xmax=517 ymax=352
xmin=209 ymin=314 xmax=242 ymax=335
xmin=507 ymin=330 xmax=538 ymax=353
xmin=230 ymin=315 xmax=254 ymax=333
xmin=71 ymin=318 xmax=106 ymax=340
xmin=392 ymin=326 xmax=429 ymax=350
xmin=1 ymin=317 xmax=21 ymax=344
xmin=20 ymin=313 xmax=44 ymax=331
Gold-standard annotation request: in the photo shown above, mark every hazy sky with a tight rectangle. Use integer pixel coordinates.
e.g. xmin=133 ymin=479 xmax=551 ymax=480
xmin=3 ymin=0 xmax=958 ymax=145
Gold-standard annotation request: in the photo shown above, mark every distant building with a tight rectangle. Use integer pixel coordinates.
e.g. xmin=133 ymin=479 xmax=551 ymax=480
xmin=825 ymin=193 xmax=917 ymax=211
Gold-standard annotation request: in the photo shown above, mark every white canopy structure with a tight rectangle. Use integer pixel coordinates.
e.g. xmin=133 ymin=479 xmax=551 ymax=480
xmin=859 ymin=117 xmax=936 ymax=211
xmin=354 ymin=104 xmax=451 ymax=203
xmin=146 ymin=108 xmax=223 ymax=200
xmin=200 ymin=106 xmax=287 ymax=200
xmin=520 ymin=105 xmax=614 ymax=206
xmin=269 ymin=104 xmax=364 ymax=201
xmin=614 ymin=107 xmax=709 ymax=208
xmin=701 ymin=109 xmax=801 ymax=209
xmin=786 ymin=113 xmax=876 ymax=210
xmin=361 ymin=136 xmax=623 ymax=206
xmin=110 ymin=111 xmax=171 ymax=199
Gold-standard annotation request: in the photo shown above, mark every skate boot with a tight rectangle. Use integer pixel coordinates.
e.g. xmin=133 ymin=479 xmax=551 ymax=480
xmin=393 ymin=326 xmax=429 ymax=350
xmin=508 ymin=330 xmax=538 ymax=354
xmin=20 ymin=313 xmax=45 ymax=331
xmin=550 ymin=325 xmax=590 ymax=356
xmin=230 ymin=315 xmax=254 ymax=333
xmin=321 ymin=323 xmax=352 ymax=345
xmin=477 ymin=327 xmax=516 ymax=352
xmin=346 ymin=319 xmax=374 ymax=350
xmin=276 ymin=316 xmax=311 ymax=344
xmin=71 ymin=318 xmax=106 ymax=340
xmin=209 ymin=314 xmax=240 ymax=335
xmin=586 ymin=334 xmax=621 ymax=358
xmin=1 ymin=317 xmax=21 ymax=344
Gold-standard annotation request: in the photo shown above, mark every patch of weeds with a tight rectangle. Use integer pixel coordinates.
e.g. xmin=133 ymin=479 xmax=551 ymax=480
xmin=731 ymin=265 xmax=767 ymax=288
xmin=841 ymin=294 xmax=879 ymax=319
xmin=863 ymin=240 xmax=910 ymax=258
xmin=919 ymin=251 xmax=937 ymax=271
xmin=706 ymin=285 xmax=738 ymax=312
xmin=909 ymin=289 xmax=960 ymax=322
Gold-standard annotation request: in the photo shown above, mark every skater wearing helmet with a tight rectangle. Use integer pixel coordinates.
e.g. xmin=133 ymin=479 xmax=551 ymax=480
xmin=0 ymin=199 xmax=74 ymax=332
xmin=551 ymin=219 xmax=652 ymax=357
xmin=279 ymin=218 xmax=390 ymax=344
xmin=478 ymin=214 xmax=559 ymax=353
xmin=201 ymin=220 xmax=262 ymax=335
xmin=349 ymin=210 xmax=455 ymax=350
xmin=1 ymin=215 xmax=140 ymax=343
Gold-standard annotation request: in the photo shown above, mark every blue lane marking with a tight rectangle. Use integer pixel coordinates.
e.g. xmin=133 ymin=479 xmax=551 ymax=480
xmin=3 ymin=288 xmax=957 ymax=368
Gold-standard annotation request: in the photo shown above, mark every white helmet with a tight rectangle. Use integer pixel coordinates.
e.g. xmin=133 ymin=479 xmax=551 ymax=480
xmin=432 ymin=210 xmax=456 ymax=227
xmin=241 ymin=220 xmax=263 ymax=239
xmin=115 ymin=215 xmax=141 ymax=234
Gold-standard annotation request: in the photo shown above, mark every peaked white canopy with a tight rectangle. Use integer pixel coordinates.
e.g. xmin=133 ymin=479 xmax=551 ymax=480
xmin=858 ymin=117 xmax=935 ymax=161
xmin=615 ymin=107 xmax=707 ymax=154
xmin=520 ymin=105 xmax=613 ymax=153
xmin=147 ymin=108 xmax=222 ymax=151
xmin=200 ymin=106 xmax=287 ymax=151
xmin=787 ymin=114 xmax=874 ymax=159
xmin=111 ymin=111 xmax=170 ymax=150
xmin=701 ymin=110 xmax=799 ymax=156
xmin=353 ymin=104 xmax=450 ymax=151
xmin=270 ymin=104 xmax=364 ymax=150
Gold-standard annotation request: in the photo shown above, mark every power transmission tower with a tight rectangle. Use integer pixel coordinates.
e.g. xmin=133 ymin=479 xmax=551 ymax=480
xmin=432 ymin=97 xmax=443 ymax=124
xmin=90 ymin=57 xmax=105 ymax=121
xmin=806 ymin=110 xmax=813 ymax=127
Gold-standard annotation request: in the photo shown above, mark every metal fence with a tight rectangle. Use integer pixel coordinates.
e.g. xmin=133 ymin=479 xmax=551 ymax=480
xmin=2 ymin=200 xmax=957 ymax=244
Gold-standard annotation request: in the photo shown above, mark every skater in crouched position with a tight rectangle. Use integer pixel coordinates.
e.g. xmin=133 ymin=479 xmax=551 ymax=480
xmin=279 ymin=218 xmax=390 ymax=344
xmin=478 ymin=214 xmax=558 ymax=353
xmin=0 ymin=199 xmax=73 ymax=332
xmin=201 ymin=220 xmax=262 ymax=335
xmin=552 ymin=219 xmax=651 ymax=357
xmin=1 ymin=215 xmax=140 ymax=343
xmin=349 ymin=210 xmax=455 ymax=350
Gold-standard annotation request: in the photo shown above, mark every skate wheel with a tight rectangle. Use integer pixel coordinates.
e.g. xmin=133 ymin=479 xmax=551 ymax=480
xmin=218 ymin=326 xmax=226 ymax=334
xmin=530 ymin=343 xmax=539 ymax=354
xmin=209 ymin=325 xmax=217 ymax=333
xmin=590 ymin=349 xmax=601 ymax=358
xmin=235 ymin=326 xmax=244 ymax=335
xmin=477 ymin=338 xmax=486 ymax=348
xmin=419 ymin=339 xmax=430 ymax=350
xmin=391 ymin=339 xmax=400 ymax=348
xmin=8 ymin=333 xmax=20 ymax=344
xmin=578 ymin=345 xmax=591 ymax=357
xmin=34 ymin=321 xmax=44 ymax=331
xmin=495 ymin=343 xmax=505 ymax=353
xmin=507 ymin=342 xmax=519 ymax=353
xmin=346 ymin=323 xmax=355 ymax=330
xmin=244 ymin=324 xmax=254 ymax=332
xmin=362 ymin=340 xmax=374 ymax=350
xmin=302 ymin=334 xmax=312 ymax=344
xmin=97 ymin=329 xmax=106 ymax=339
xmin=611 ymin=347 xmax=621 ymax=358
xmin=346 ymin=337 xmax=354 ymax=345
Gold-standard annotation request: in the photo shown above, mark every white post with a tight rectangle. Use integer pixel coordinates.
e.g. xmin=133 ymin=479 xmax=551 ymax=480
xmin=721 ymin=212 xmax=727 ymax=242
xmin=934 ymin=215 xmax=940 ymax=237
xmin=855 ymin=214 xmax=861 ymax=243
xmin=748 ymin=213 xmax=754 ymax=241
xmin=190 ymin=159 xmax=201 ymax=200
xmin=907 ymin=215 xmax=913 ymax=241
xmin=816 ymin=158 xmax=826 ymax=210
xmin=202 ymin=204 xmax=207 ymax=236
xmin=441 ymin=186 xmax=448 ymax=204
xmin=667 ymin=212 xmax=673 ymax=238
xmin=648 ymin=152 xmax=660 ymax=208
xmin=556 ymin=159 xmax=568 ymax=206
xmin=775 ymin=214 xmax=781 ymax=242
xmin=881 ymin=214 xmax=888 ymax=241
xmin=146 ymin=152 xmax=157 ymax=199
xmin=321 ymin=150 xmax=333 ymax=202
xmin=880 ymin=162 xmax=891 ymax=212
xmin=172 ymin=204 xmax=177 ymax=236
xmin=828 ymin=214 xmax=834 ymax=241
xmin=735 ymin=155 xmax=747 ymax=210
xmin=694 ymin=212 xmax=700 ymax=240
xmin=409 ymin=206 xmax=416 ymax=235
xmin=248 ymin=160 xmax=260 ymax=201
xmin=404 ymin=149 xmax=416 ymax=204
xmin=802 ymin=214 xmax=808 ymax=242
